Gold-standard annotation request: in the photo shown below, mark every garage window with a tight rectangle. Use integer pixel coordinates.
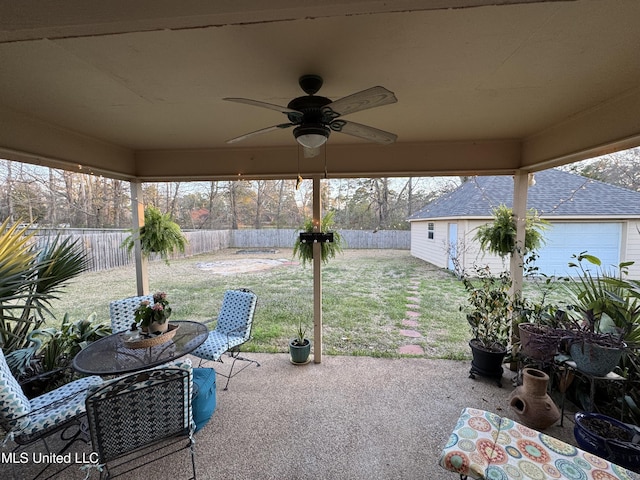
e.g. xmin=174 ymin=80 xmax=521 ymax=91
xmin=428 ymin=222 xmax=435 ymax=240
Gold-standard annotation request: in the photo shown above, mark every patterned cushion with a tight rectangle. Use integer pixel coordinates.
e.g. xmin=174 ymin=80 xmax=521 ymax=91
xmin=439 ymin=407 xmax=497 ymax=478
xmin=191 ymin=289 xmax=257 ymax=362
xmin=440 ymin=407 xmax=640 ymax=480
xmin=192 ymin=330 xmax=247 ymax=362
xmin=109 ymin=295 xmax=154 ymax=333
xmin=18 ymin=375 xmax=103 ymax=437
xmin=0 ymin=349 xmax=31 ymax=431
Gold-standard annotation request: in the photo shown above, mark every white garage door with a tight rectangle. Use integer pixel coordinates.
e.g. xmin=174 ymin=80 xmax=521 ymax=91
xmin=533 ymin=222 xmax=621 ymax=277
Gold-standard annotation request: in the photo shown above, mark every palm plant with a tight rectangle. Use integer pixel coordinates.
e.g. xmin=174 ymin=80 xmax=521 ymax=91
xmin=562 ymin=252 xmax=631 ymax=346
xmin=562 ymin=253 xmax=640 ymax=425
xmin=0 ymin=219 xmax=90 ymax=375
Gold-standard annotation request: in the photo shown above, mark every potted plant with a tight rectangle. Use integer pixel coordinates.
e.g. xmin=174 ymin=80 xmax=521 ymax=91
xmin=133 ymin=292 xmax=172 ymax=335
xmin=474 ymin=204 xmax=548 ymax=260
xmin=460 ymin=265 xmax=512 ymax=386
xmin=574 ymin=412 xmax=640 ymax=472
xmin=0 ymin=220 xmax=91 ymax=379
xmin=561 ymin=253 xmax=628 ymax=377
xmin=514 ymin=254 xmax=564 ymax=362
xmin=292 ymin=211 xmax=344 ymax=267
xmin=122 ymin=206 xmax=187 ymax=265
xmin=289 ymin=320 xmax=311 ymax=365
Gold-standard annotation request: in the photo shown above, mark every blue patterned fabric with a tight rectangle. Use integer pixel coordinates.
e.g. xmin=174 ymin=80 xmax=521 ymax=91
xmin=109 ymin=294 xmax=154 ymax=333
xmin=0 ymin=348 xmax=103 ymax=439
xmin=0 ymin=349 xmax=31 ymax=432
xmin=192 ymin=289 xmax=257 ymax=362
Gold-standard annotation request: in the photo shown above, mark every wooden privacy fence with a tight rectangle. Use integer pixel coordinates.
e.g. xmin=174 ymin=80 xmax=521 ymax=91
xmin=230 ymin=229 xmax=410 ymax=250
xmin=33 ymin=228 xmax=409 ymax=272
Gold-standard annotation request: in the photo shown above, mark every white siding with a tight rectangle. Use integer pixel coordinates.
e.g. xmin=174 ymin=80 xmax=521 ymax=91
xmin=461 ymin=220 xmax=509 ymax=273
xmin=623 ymin=220 xmax=640 ymax=279
xmin=410 ymin=220 xmax=448 ymax=268
xmin=411 ymin=218 xmax=640 ymax=279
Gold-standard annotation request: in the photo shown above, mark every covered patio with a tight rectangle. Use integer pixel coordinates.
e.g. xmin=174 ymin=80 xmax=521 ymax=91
xmin=0 ymin=2 xmax=639 ymax=478
xmin=5 ymin=353 xmax=578 ymax=479
xmin=1 ymin=0 xmax=639 ymax=362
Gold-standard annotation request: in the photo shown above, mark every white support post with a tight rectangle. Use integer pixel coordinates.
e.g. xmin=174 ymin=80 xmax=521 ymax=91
xmin=130 ymin=180 xmax=149 ymax=296
xmin=312 ymin=175 xmax=323 ymax=364
xmin=510 ymin=170 xmax=529 ymax=299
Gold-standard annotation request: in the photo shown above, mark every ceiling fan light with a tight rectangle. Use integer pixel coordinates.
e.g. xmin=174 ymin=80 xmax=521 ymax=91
xmin=294 ymin=125 xmax=330 ymax=149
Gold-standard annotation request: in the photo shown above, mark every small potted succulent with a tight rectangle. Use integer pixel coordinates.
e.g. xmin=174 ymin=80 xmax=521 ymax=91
xmin=289 ymin=320 xmax=311 ymax=365
xmin=134 ymin=292 xmax=172 ymax=335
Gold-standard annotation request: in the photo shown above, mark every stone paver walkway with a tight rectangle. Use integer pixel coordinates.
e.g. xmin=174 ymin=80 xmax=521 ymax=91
xmin=397 ymin=276 xmax=425 ymax=355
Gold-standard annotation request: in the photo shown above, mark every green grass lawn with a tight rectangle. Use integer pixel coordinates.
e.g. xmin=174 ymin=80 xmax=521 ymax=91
xmin=46 ymin=248 xmax=541 ymax=360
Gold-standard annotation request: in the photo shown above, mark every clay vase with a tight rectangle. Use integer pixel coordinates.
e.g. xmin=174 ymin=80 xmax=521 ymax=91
xmin=509 ymin=368 xmax=560 ymax=430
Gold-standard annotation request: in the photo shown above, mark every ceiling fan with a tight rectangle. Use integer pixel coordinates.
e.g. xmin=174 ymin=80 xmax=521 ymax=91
xmin=224 ymin=75 xmax=398 ymax=154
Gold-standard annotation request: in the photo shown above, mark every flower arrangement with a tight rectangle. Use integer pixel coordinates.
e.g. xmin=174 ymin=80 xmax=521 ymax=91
xmin=134 ymin=292 xmax=172 ymax=330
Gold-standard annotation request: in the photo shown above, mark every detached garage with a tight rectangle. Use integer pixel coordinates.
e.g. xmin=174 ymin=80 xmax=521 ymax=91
xmin=408 ymin=169 xmax=640 ymax=279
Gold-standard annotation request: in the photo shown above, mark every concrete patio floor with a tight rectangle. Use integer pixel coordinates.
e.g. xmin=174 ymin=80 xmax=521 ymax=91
xmin=2 ymin=353 xmax=579 ymax=480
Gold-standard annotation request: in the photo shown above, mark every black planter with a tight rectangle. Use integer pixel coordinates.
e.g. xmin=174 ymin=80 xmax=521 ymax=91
xmin=469 ymin=339 xmax=507 ymax=387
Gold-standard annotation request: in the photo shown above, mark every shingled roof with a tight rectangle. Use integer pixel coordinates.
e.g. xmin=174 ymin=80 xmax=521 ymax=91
xmin=409 ymin=169 xmax=640 ymax=220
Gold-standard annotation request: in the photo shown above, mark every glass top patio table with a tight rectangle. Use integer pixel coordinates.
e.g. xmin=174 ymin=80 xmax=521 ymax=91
xmin=72 ymin=320 xmax=209 ymax=376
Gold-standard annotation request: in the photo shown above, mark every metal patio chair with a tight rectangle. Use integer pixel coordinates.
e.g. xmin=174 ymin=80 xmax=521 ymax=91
xmin=84 ymin=360 xmax=196 ymax=479
xmin=109 ymin=294 xmax=153 ymax=333
xmin=0 ymin=348 xmax=103 ymax=479
xmin=191 ymin=288 xmax=259 ymax=390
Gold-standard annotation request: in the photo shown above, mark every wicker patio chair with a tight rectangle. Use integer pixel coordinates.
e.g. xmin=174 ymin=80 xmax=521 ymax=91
xmin=191 ymin=288 xmax=260 ymax=390
xmin=84 ymin=360 xmax=196 ymax=479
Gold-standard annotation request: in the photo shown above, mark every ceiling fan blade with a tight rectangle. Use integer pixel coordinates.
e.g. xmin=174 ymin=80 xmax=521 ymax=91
xmin=330 ymin=120 xmax=397 ymax=144
xmin=323 ymin=86 xmax=397 ymax=119
xmin=224 ymin=98 xmax=303 ymax=118
xmin=227 ymin=123 xmax=293 ymax=144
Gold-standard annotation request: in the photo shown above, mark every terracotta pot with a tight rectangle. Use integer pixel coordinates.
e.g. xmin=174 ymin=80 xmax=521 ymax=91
xmin=509 ymin=367 xmax=560 ymax=430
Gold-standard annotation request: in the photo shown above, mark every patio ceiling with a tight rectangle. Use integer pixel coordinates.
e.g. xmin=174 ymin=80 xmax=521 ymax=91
xmin=1 ymin=0 xmax=640 ymax=182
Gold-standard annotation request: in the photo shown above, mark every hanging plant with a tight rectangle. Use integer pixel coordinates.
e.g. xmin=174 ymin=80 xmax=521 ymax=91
xmin=293 ymin=211 xmax=345 ymax=267
xmin=122 ymin=206 xmax=187 ymax=265
xmin=475 ymin=205 xmax=548 ymax=258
